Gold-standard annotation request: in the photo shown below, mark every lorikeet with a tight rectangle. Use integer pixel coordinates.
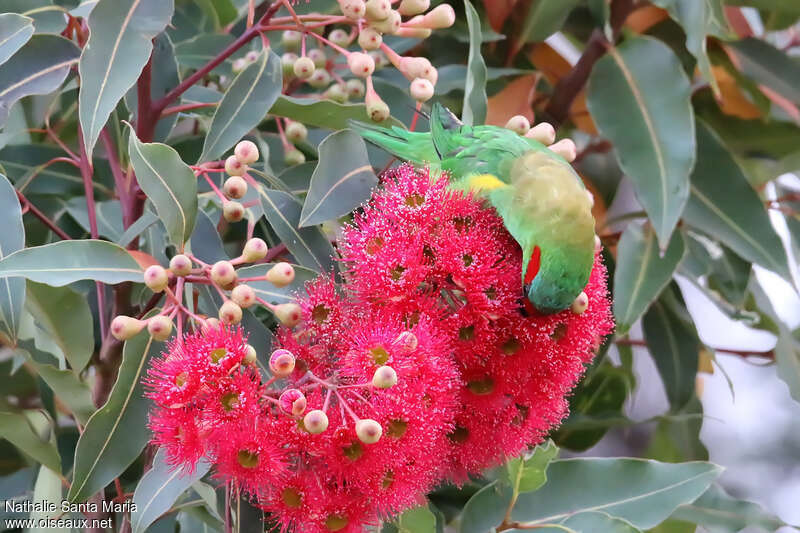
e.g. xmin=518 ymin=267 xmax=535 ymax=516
xmin=350 ymin=104 xmax=595 ymax=314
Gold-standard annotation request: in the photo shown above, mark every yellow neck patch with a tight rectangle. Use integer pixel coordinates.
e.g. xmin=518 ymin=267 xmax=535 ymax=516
xmin=467 ymin=173 xmax=506 ymax=192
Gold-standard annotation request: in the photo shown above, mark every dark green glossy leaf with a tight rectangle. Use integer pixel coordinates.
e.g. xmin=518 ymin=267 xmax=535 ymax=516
xmin=129 ymin=128 xmax=198 ymax=247
xmin=0 ymin=13 xmax=33 ymax=66
xmin=0 ymin=240 xmax=144 ymax=286
xmin=269 ymin=95 xmax=404 ymax=131
xmin=117 ymin=211 xmax=160 ymax=248
xmin=0 ymin=410 xmax=61 ymax=473
xmin=613 ymin=223 xmax=685 ymax=334
xmin=0 ymin=34 xmax=79 ymax=127
xmin=461 ymin=0 xmax=487 ymax=126
xmin=730 ymin=38 xmax=800 ymax=106
xmin=0 ymin=173 xmax=24 ymax=341
xmin=587 ymin=37 xmax=695 ymax=247
xmin=68 ymin=329 xmax=163 ymax=502
xmin=388 ymin=505 xmax=437 ymax=533
xmin=65 ymin=198 xmax=124 ymax=241
xmin=299 ymin=130 xmax=377 ymax=227
xmin=199 ymin=48 xmax=282 ymax=162
xmin=520 ymin=0 xmax=582 ymax=43
xmin=671 ymin=484 xmax=786 ymax=532
xmin=646 ymin=397 xmax=708 ymax=463
xmin=685 ymin=121 xmax=791 ymax=280
xmin=78 ymin=0 xmax=173 ymax=156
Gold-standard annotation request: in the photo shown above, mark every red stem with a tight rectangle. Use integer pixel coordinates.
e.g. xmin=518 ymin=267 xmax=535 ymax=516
xmin=16 ymin=191 xmax=71 ymax=241
xmin=160 ymin=102 xmax=217 ymax=117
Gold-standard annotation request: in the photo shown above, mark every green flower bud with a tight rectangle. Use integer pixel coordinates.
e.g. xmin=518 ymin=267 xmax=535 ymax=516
xmin=169 ymin=254 xmax=193 ymax=277
xmin=144 ymin=265 xmax=169 ymax=292
xmin=293 ymin=56 xmax=316 ymax=80
xmin=358 ymin=27 xmax=382 ymax=50
xmin=571 ymin=291 xmax=589 ymax=315
xmin=398 ymin=0 xmax=429 ymax=16
xmin=365 ymin=0 xmax=391 ymax=21
xmin=242 ymin=238 xmax=268 ymax=262
xmin=307 ymin=48 xmax=327 ymax=68
xmin=147 ymin=315 xmax=173 ymax=341
xmin=328 ymin=29 xmax=352 ymax=48
xmin=282 ymin=30 xmax=302 ymax=52
xmin=110 ymin=315 xmax=147 ymax=341
xmin=285 ymin=121 xmax=308 ymax=144
xmin=324 ymin=83 xmax=349 ymax=103
xmin=308 ymin=68 xmax=332 ymax=89
xmin=369 ymin=9 xmax=400 ymax=34
xmin=281 ymin=52 xmax=299 ymax=77
xmin=345 ymin=78 xmax=365 ymax=98
xmin=243 ymin=343 xmax=257 ymax=365
xmin=210 ymin=260 xmax=236 ymax=286
xmin=285 ymin=148 xmax=306 ymax=166
xmin=338 ymin=0 xmax=366 ymax=20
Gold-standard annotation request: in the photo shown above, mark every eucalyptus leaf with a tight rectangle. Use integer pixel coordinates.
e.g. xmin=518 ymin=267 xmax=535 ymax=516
xmin=671 ymin=484 xmax=786 ymax=532
xmin=459 ymin=481 xmax=512 ymax=533
xmin=269 ymin=95 xmax=404 ymax=131
xmin=519 ymin=0 xmax=582 ymax=43
xmin=504 ymin=440 xmax=559 ymax=495
xmin=0 ymin=173 xmax=24 ymax=341
xmin=461 ymin=0 xmax=487 ymax=126
xmin=730 ymin=38 xmax=800 ymax=106
xmin=0 ymin=411 xmax=61 ymax=473
xmin=0 ymin=0 xmax=67 ymax=34
xmin=0 ymin=13 xmax=33 ymax=66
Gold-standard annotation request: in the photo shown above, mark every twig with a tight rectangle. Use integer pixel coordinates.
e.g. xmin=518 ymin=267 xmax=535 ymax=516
xmin=616 ymin=338 xmax=774 ymax=359
xmin=16 ymin=191 xmax=71 ymax=241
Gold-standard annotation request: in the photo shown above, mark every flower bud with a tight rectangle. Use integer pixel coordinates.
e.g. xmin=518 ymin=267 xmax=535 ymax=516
xmin=285 ymin=148 xmax=306 ymax=166
xmin=274 ymin=303 xmax=302 ymax=327
xmin=571 ymin=291 xmax=589 ymax=315
xmin=242 ymin=237 xmax=268 ymax=262
xmin=525 ymin=122 xmax=556 ymax=145
xmin=223 ymin=176 xmax=248 ymax=199
xmin=282 ymin=30 xmax=302 ymax=52
xmin=355 ymin=419 xmax=382 ymax=444
xmin=398 ymin=0 xmax=429 ymax=16
xmin=548 ymin=138 xmax=577 ymax=162
xmin=234 ymin=140 xmax=259 ymax=165
xmin=338 ymin=0 xmax=366 ymax=20
xmin=324 ymin=83 xmax=349 ymax=103
xmin=284 ymin=121 xmax=308 ymax=145
xmin=423 ymin=4 xmax=455 ymax=28
xmin=270 ymin=348 xmax=296 ymax=376
xmin=595 ymin=234 xmax=602 ymax=252
xmin=110 ymin=315 xmax=147 ymax=341
xmin=308 ymin=68 xmax=331 ymax=89
xmin=281 ymin=52 xmax=298 ymax=77
xmin=365 ymin=90 xmax=390 ymax=122
xmin=399 ymin=56 xmax=435 ymax=82
xmin=245 ymin=50 xmax=259 ymax=63
xmin=144 ymin=265 xmax=169 ymax=292
xmin=346 ymin=78 xmax=365 ymax=98
xmin=243 ymin=343 xmax=257 ymax=365
xmin=210 ymin=260 xmax=236 ymax=286
xmin=347 ymin=52 xmax=375 ymax=78
xmin=369 ymin=9 xmax=401 ymax=34
xmin=505 ymin=115 xmax=530 ymax=135
xmin=395 ymin=27 xmax=432 ymax=39
xmin=358 ymin=27 xmax=383 ymax=50
xmin=147 ymin=315 xmax=173 ymax=341
xmin=223 ymin=200 xmax=245 ymax=223
xmin=202 ymin=317 xmax=221 ymax=333
xmin=307 ymin=48 xmax=326 ymax=68
xmin=169 ymin=254 xmax=192 ymax=277
xmin=393 ymin=330 xmax=418 ymax=351
xmin=328 ymin=28 xmax=352 ymax=48
xmin=225 ymin=155 xmax=246 ymax=176
xmin=303 ymin=410 xmax=329 ymax=433
xmin=232 ymin=57 xmax=247 ymax=73
xmin=231 ymin=284 xmax=256 ymax=308
xmin=293 ymin=56 xmax=316 ymax=79
xmin=266 ymin=262 xmax=295 ymax=287
xmin=218 ymin=300 xmax=243 ymax=325
xmin=409 ymin=77 xmax=434 ymax=102
xmin=369 ymin=50 xmax=389 ymax=69
xmin=365 ymin=0 xmax=391 ymax=20
xmin=279 ymin=388 xmax=307 ymax=416
xmin=372 ymin=365 xmax=398 ymax=388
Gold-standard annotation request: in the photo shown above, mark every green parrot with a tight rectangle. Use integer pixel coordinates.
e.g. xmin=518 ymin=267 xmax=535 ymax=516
xmin=349 ymin=103 xmax=596 ymax=314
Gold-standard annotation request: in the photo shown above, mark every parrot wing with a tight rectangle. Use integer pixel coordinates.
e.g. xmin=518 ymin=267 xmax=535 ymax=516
xmin=347 ymin=120 xmax=438 ymax=164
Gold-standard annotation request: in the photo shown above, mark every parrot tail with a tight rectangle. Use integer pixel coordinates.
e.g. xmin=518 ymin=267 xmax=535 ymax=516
xmin=347 ymin=120 xmax=436 ymax=164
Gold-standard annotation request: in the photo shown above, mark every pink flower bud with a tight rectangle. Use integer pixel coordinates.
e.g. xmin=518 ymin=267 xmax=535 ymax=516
xmin=505 ymin=115 xmax=530 ymax=135
xmin=279 ymin=388 xmax=307 ymax=416
xmin=595 ymin=234 xmax=602 ymax=252
xmin=548 ymin=138 xmax=577 ymax=162
xmin=275 ymin=303 xmax=302 ymax=327
xmin=245 ymin=50 xmax=259 ymax=63
xmin=110 ymin=315 xmax=146 ymax=341
xmin=571 ymin=291 xmax=589 ymax=315
xmin=409 ymin=78 xmax=434 ymax=102
xmin=328 ymin=29 xmax=352 ymax=48
xmin=144 ymin=265 xmax=169 ymax=292
xmin=393 ymin=330 xmax=418 ymax=351
xmin=269 ymin=348 xmax=296 ymax=376
xmin=231 ymin=284 xmax=256 ymax=308
xmin=223 ymin=201 xmax=245 ymax=223
xmin=293 ymin=56 xmax=316 ymax=80
xmin=202 ymin=317 xmax=221 ymax=333
xmin=218 ymin=300 xmax=242 ymax=325
xmin=347 ymin=52 xmax=375 ymax=78
xmin=371 ymin=9 xmax=401 ymax=34
xmin=525 ymin=122 xmax=556 ymax=145
xmin=395 ymin=27 xmax=432 ymax=39
xmin=234 ymin=140 xmax=259 ymax=165
xmin=338 ymin=0 xmax=366 ymax=20
xmin=242 ymin=237 xmax=268 ymax=262
xmin=358 ymin=27 xmax=383 ymax=50
xmin=307 ymin=48 xmax=327 ymax=68
xmin=232 ymin=58 xmax=247 ymax=73
xmin=365 ymin=89 xmax=390 ymax=122
xmin=285 ymin=148 xmax=306 ymax=166
xmin=308 ymin=68 xmax=331 ymax=89
xmin=372 ymin=365 xmax=398 ymax=388
xmin=398 ymin=0 xmax=429 ymax=16
xmin=303 ymin=409 xmax=329 ymax=433
xmin=422 ymin=4 xmax=455 ymax=28
xmin=223 ymin=176 xmax=248 ymax=199
xmin=243 ymin=343 xmax=257 ymax=365
xmin=169 ymin=254 xmax=192 ymax=277
xmin=346 ymin=78 xmax=365 ymax=98
xmin=399 ymin=56 xmax=434 ymax=82
xmin=266 ymin=262 xmax=295 ymax=288
xmin=224 ymin=155 xmax=246 ymax=176
xmin=324 ymin=83 xmax=349 ymax=103
xmin=147 ymin=315 xmax=173 ymax=341
xmin=285 ymin=121 xmax=308 ymax=144
xmin=355 ymin=419 xmax=383 ymax=444
xmin=210 ymin=260 xmax=236 ymax=286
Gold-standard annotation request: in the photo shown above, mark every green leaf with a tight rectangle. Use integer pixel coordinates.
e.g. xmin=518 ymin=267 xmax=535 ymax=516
xmin=68 ymin=330 xmax=162 ymax=502
xmin=130 ymin=448 xmax=211 ymax=533
xmin=128 ymin=128 xmax=198 ymax=247
xmin=510 ymin=458 xmax=721 ymax=529
xmin=236 ymin=263 xmax=315 ymax=305
xmin=0 ymin=411 xmax=61 ymax=473
xmin=724 ymin=0 xmax=800 ymax=13
xmin=646 ymin=397 xmax=708 ymax=463
xmin=30 ymin=463 xmax=63 ymax=528
xmin=537 ymin=512 xmax=643 ymax=533
xmin=0 ymin=0 xmax=67 ymax=34
xmin=504 ymin=440 xmax=559 ymax=495
xmin=389 ymin=505 xmax=437 ymax=533
xmin=174 ymin=33 xmax=236 ymax=74
xmin=729 ymin=38 xmax=800 ymax=106
xmin=587 ymin=36 xmax=695 ymax=247
xmin=299 ymin=130 xmax=377 ymax=227
xmin=0 ymin=13 xmax=33 ymax=66
xmin=685 ymin=121 xmax=791 ymax=280
xmin=461 ymin=0 xmax=487 ymax=127
xmin=0 ymin=173 xmax=25 ymax=341
xmin=188 ymin=208 xmax=227 ymax=263
xmin=199 ymin=48 xmax=282 ymax=162
xmin=78 ymin=0 xmax=174 ymax=156
xmin=269 ymin=95 xmax=404 ymax=131
xmin=613 ymin=223 xmax=685 ymax=334
xmin=459 ymin=481 xmax=512 ymax=533
xmin=775 ymin=331 xmax=800 ymax=404
xmin=0 ymin=240 xmax=144 ymax=286
xmin=0 ymin=34 xmax=79 ymax=127
xmin=671 ymin=484 xmax=786 ymax=532
xmin=257 ymin=187 xmax=335 ymax=273
xmin=117 ymin=211 xmax=160 ymax=248
xmin=643 ymin=285 xmax=699 ymax=411
xmin=520 ymin=0 xmax=582 ymax=43
xmin=65 ymin=198 xmax=124 ymax=241
xmin=25 ymin=281 xmax=93 ymax=373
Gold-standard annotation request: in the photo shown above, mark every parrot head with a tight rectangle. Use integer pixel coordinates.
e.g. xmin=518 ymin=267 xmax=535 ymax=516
xmin=523 ymin=249 xmax=584 ymax=314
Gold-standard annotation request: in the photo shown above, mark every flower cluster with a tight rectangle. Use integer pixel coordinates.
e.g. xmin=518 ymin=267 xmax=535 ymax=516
xmin=144 ymin=165 xmax=613 ymax=532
